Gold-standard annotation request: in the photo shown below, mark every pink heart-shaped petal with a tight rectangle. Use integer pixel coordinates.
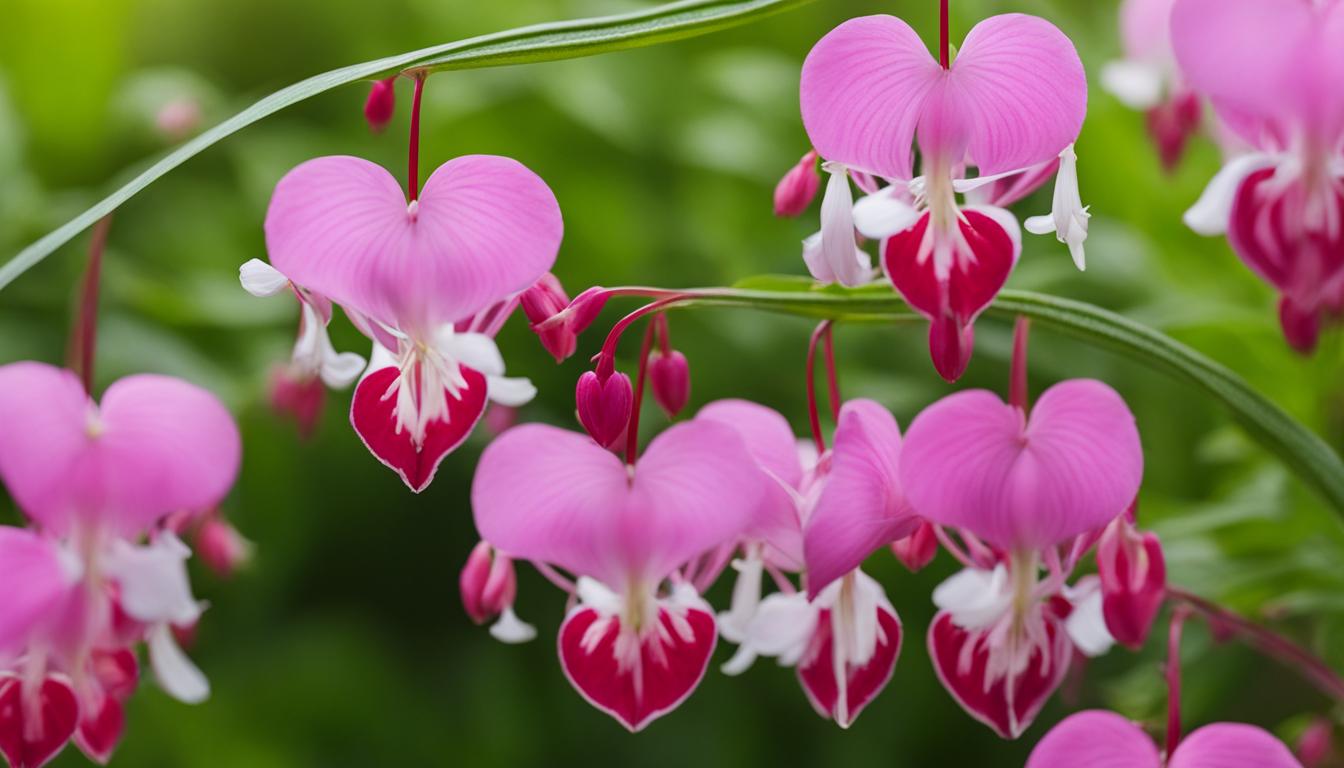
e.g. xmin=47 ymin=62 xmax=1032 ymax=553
xmin=0 ymin=674 xmax=79 ymax=768
xmin=928 ymin=611 xmax=1072 ymax=739
xmin=1169 ymin=722 xmax=1304 ymax=768
xmin=350 ymin=365 xmax=488 ymax=493
xmin=797 ymin=603 xmax=902 ymax=727
xmin=1026 ymin=710 xmax=1162 ymax=768
xmin=574 ymin=371 xmax=632 ymax=449
xmin=558 ymin=602 xmax=717 ymax=732
xmin=73 ymin=694 xmax=124 ymax=765
xmin=265 ymin=155 xmax=562 ymax=336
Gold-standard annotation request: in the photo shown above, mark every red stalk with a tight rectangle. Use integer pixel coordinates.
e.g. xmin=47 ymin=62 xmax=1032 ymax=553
xmin=805 ymin=320 xmax=833 ymax=454
xmin=939 ymin=0 xmax=951 ymax=69
xmin=1166 ymin=606 xmax=1191 ymax=757
xmin=625 ymin=320 xmax=657 ymax=465
xmin=1010 ymin=316 xmax=1030 ymax=411
xmin=407 ymin=74 xmax=425 ymax=202
xmin=822 ymin=323 xmax=841 ymax=421
xmin=68 ymin=215 xmax=113 ymax=394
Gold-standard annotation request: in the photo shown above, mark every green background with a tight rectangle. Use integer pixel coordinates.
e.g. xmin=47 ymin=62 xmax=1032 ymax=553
xmin=2 ymin=0 xmax=1341 ymax=765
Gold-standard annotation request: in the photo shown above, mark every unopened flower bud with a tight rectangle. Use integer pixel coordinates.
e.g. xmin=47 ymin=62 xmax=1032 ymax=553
xmin=195 ymin=516 xmax=253 ymax=579
xmin=269 ymin=366 xmax=325 ymax=438
xmin=1145 ymin=91 xmax=1201 ymax=173
xmin=459 ymin=541 xmax=535 ymax=644
xmin=649 ymin=349 xmax=690 ymax=418
xmin=1096 ymin=516 xmax=1166 ymax=650
xmin=1296 ymin=717 xmax=1334 ymax=768
xmin=521 ymin=273 xmax=578 ymax=362
xmin=575 ymin=370 xmax=632 ymax=449
xmin=890 ymin=520 xmax=938 ymax=572
xmin=774 ymin=150 xmax=820 ymax=217
xmin=364 ymin=78 xmax=396 ymax=132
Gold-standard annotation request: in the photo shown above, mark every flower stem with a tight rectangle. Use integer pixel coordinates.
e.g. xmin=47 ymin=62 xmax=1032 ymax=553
xmin=67 ymin=215 xmax=112 ymax=395
xmin=625 ymin=319 xmax=657 ymax=465
xmin=1166 ymin=605 xmax=1191 ymax=757
xmin=1010 ymin=315 xmax=1030 ymax=411
xmin=939 ymin=0 xmax=951 ymax=69
xmin=407 ymin=74 xmax=425 ymax=202
xmin=823 ymin=323 xmax=841 ymax=421
xmin=1168 ymin=587 xmax=1344 ymax=702
xmin=805 ymin=320 xmax=833 ymax=454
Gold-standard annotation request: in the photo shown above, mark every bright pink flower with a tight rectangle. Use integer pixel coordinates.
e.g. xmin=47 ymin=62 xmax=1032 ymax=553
xmin=1175 ymin=0 xmax=1344 ymax=353
xmin=1096 ymin=514 xmax=1166 ymax=650
xmin=471 ymin=420 xmax=763 ymax=731
xmin=890 ymin=520 xmax=939 ymax=573
xmin=800 ymin=13 xmax=1089 ymax=380
xmin=264 ymin=155 xmax=561 ymax=490
xmin=1027 ymin=709 xmax=1303 ymax=768
xmin=458 ymin=541 xmax=535 ymax=644
xmin=702 ymin=399 xmax=913 ymax=727
xmin=648 ymin=349 xmax=690 ymax=418
xmin=774 ymin=150 xmax=821 ymax=217
xmin=193 ymin=515 xmax=253 ymax=580
xmin=519 ymin=273 xmax=578 ymax=362
xmin=1296 ymin=717 xmax=1334 ymax=768
xmin=575 ymin=370 xmax=633 ymax=449
xmin=364 ymin=77 xmax=396 ymax=132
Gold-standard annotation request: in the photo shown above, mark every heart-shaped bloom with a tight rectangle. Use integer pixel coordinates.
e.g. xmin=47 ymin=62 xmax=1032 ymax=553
xmin=472 ymin=420 xmax=763 ymax=731
xmin=800 ymin=13 xmax=1089 ymax=380
xmin=1175 ymin=0 xmax=1344 ymax=353
xmin=264 ymin=154 xmax=562 ymax=489
xmin=1027 ymin=709 xmax=1303 ymax=768
xmin=1097 ymin=514 xmax=1167 ymax=650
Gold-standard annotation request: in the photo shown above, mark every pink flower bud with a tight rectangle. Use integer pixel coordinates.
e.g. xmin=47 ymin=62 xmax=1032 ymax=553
xmin=195 ymin=516 xmax=253 ymax=579
xmin=1096 ymin=516 xmax=1166 ymax=650
xmin=269 ymin=366 xmax=325 ymax=438
xmin=575 ymin=370 xmax=632 ymax=449
xmin=1145 ymin=91 xmax=1202 ymax=172
xmin=364 ymin=78 xmax=396 ymax=132
xmin=567 ymin=287 xmax=609 ymax=335
xmin=1296 ymin=717 xmax=1334 ymax=768
xmin=1279 ymin=296 xmax=1321 ymax=354
xmin=460 ymin=541 xmax=518 ymax=625
xmin=649 ymin=349 xmax=690 ymax=418
xmin=774 ymin=150 xmax=820 ymax=217
xmin=521 ymin=273 xmax=578 ymax=362
xmin=890 ymin=520 xmax=938 ymax=572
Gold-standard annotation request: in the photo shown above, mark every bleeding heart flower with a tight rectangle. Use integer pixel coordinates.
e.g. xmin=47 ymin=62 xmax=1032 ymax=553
xmin=775 ymin=150 xmax=821 ymax=217
xmin=364 ymin=77 xmax=396 ymax=132
xmin=1097 ymin=515 xmax=1167 ymax=650
xmin=1174 ymin=0 xmax=1344 ymax=353
xmin=648 ymin=349 xmax=690 ymax=418
xmin=575 ymin=370 xmax=633 ymax=450
xmin=520 ymin=273 xmax=579 ymax=362
xmin=890 ymin=520 xmax=939 ymax=573
xmin=1027 ymin=709 xmax=1303 ymax=768
xmin=459 ymin=540 xmax=535 ymax=644
xmin=264 ymin=154 xmax=561 ymax=489
xmin=800 ymin=12 xmax=1089 ymax=380
xmin=0 ymin=673 xmax=79 ymax=768
xmin=472 ymin=420 xmax=763 ymax=731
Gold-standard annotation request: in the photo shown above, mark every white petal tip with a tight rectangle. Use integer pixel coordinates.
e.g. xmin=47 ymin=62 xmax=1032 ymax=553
xmin=239 ymin=259 xmax=289 ymax=297
xmin=1023 ymin=215 xmax=1056 ymax=235
xmin=489 ymin=607 xmax=537 ymax=644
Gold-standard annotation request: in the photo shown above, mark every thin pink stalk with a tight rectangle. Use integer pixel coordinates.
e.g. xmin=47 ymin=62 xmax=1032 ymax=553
xmin=822 ymin=324 xmax=841 ymax=421
xmin=595 ymin=294 xmax=689 ymax=363
xmin=805 ymin=321 xmax=833 ymax=455
xmin=939 ymin=0 xmax=951 ymax=69
xmin=933 ymin=525 xmax=976 ymax=569
xmin=67 ymin=215 xmax=113 ymax=394
xmin=656 ymin=313 xmax=672 ymax=354
xmin=625 ymin=320 xmax=657 ymax=465
xmin=692 ymin=543 xmax=737 ymax=594
xmin=534 ymin=562 xmax=576 ymax=594
xmin=959 ymin=527 xmax=998 ymax=568
xmin=1168 ymin=587 xmax=1344 ymax=702
xmin=1010 ymin=315 xmax=1030 ymax=411
xmin=765 ymin=562 xmax=797 ymax=594
xmin=407 ymin=75 xmax=425 ymax=202
xmin=1166 ymin=605 xmax=1191 ymax=757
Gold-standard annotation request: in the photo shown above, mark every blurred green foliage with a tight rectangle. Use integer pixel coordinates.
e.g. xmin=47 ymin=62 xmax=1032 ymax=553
xmin=1 ymin=0 xmax=1342 ymax=765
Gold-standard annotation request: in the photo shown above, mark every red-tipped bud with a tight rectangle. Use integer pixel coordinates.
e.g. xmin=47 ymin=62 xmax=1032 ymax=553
xmin=1297 ymin=717 xmax=1334 ymax=768
xmin=1279 ymin=296 xmax=1321 ymax=354
xmin=364 ymin=78 xmax=397 ymax=132
xmin=774 ymin=150 xmax=821 ymax=217
xmin=195 ymin=516 xmax=253 ymax=579
xmin=929 ymin=313 xmax=974 ymax=383
xmin=460 ymin=541 xmax=518 ymax=625
xmin=575 ymin=370 xmax=632 ymax=449
xmin=1145 ymin=91 xmax=1202 ymax=173
xmin=521 ymin=273 xmax=579 ymax=362
xmin=890 ymin=520 xmax=938 ymax=572
xmin=269 ymin=366 xmax=325 ymax=438
xmin=649 ymin=349 xmax=690 ymax=418
xmin=1096 ymin=516 xmax=1166 ymax=650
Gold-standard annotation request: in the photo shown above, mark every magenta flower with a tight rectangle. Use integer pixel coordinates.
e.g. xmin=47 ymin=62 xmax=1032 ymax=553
xmin=701 ymin=399 xmax=916 ymax=727
xmin=263 ymin=154 xmax=563 ymax=490
xmin=1027 ymin=709 xmax=1303 ymax=768
xmin=900 ymin=378 xmax=1143 ymax=737
xmin=774 ymin=150 xmax=821 ymax=218
xmin=1175 ymin=0 xmax=1344 ymax=353
xmin=471 ymin=420 xmax=763 ymax=731
xmin=799 ymin=12 xmax=1089 ymax=380
xmin=1097 ymin=512 xmax=1167 ymax=650
xmin=0 ymin=362 xmax=240 ymax=766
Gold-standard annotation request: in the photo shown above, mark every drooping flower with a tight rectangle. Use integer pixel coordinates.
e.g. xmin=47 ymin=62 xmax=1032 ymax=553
xmin=774 ymin=150 xmax=821 ymax=217
xmin=364 ymin=77 xmax=396 ymax=132
xmin=264 ymin=155 xmax=563 ymax=490
xmin=1096 ymin=512 xmax=1167 ymax=650
xmin=900 ymin=378 xmax=1144 ymax=737
xmin=471 ymin=420 xmax=763 ymax=731
xmin=1027 ymin=709 xmax=1303 ymax=768
xmin=459 ymin=541 xmax=535 ymax=644
xmin=0 ymin=362 xmax=241 ymax=765
xmin=799 ymin=12 xmax=1089 ymax=380
xmin=1101 ymin=0 xmax=1203 ymax=171
xmin=1174 ymin=0 xmax=1344 ymax=353
xmin=519 ymin=273 xmax=579 ymax=362
xmin=648 ymin=350 xmax=690 ymax=419
xmin=701 ymin=399 xmax=916 ymax=727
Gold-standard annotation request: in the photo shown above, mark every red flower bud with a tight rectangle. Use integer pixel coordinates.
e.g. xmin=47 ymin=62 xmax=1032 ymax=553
xmin=890 ymin=520 xmax=938 ymax=572
xmin=1144 ymin=90 xmax=1201 ymax=173
xmin=1096 ymin=516 xmax=1166 ymax=650
xmin=364 ymin=78 xmax=396 ymax=132
xmin=521 ymin=273 xmax=578 ymax=362
xmin=460 ymin=541 xmax=518 ymax=625
xmin=195 ymin=516 xmax=253 ymax=579
xmin=774 ymin=150 xmax=820 ymax=217
xmin=649 ymin=349 xmax=690 ymax=418
xmin=575 ymin=370 xmax=632 ymax=449
xmin=1296 ymin=717 xmax=1334 ymax=768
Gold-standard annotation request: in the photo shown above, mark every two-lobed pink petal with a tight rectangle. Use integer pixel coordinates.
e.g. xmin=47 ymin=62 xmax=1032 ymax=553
xmin=1027 ymin=710 xmax=1303 ymax=768
xmin=900 ymin=380 xmax=1142 ymax=550
xmin=0 ymin=528 xmax=73 ymax=657
xmin=265 ymin=155 xmax=562 ymax=336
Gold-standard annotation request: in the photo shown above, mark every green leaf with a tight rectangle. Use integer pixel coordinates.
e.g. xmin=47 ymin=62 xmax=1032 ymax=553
xmin=0 ymin=0 xmax=812 ymax=291
xmin=687 ymin=278 xmax=1344 ymax=520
